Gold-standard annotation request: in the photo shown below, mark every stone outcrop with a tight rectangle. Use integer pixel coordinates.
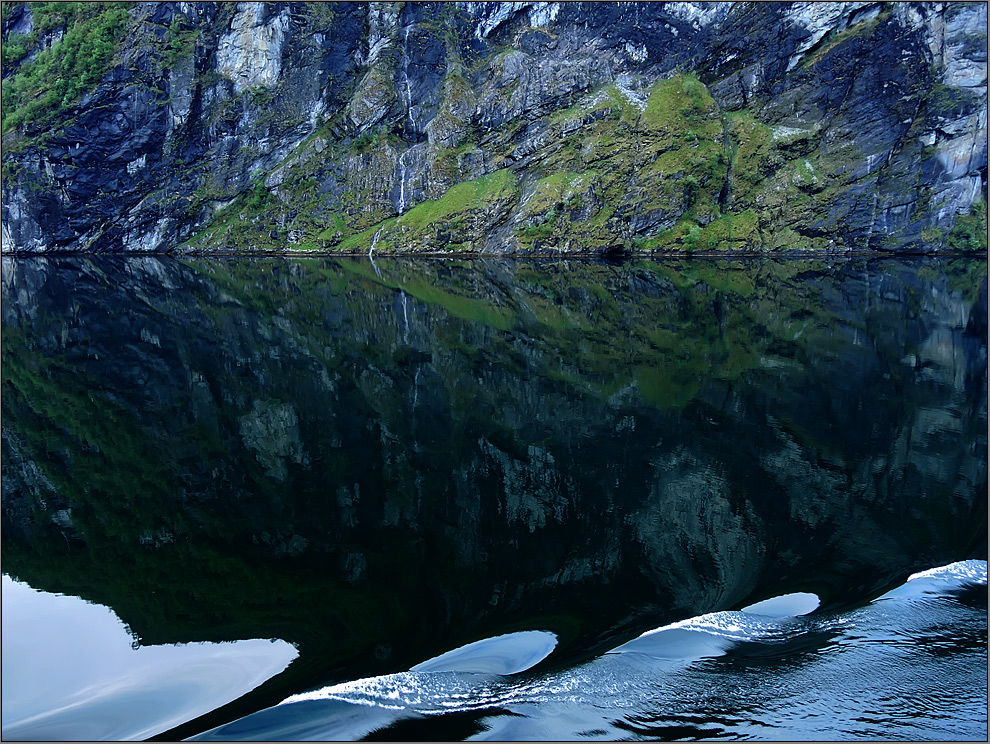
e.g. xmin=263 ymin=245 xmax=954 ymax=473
xmin=216 ymin=2 xmax=289 ymax=93
xmin=1 ymin=2 xmax=986 ymax=254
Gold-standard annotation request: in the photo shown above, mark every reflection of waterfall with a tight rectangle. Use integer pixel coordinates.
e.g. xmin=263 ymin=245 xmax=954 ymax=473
xmin=400 ymin=291 xmax=409 ymax=343
xmin=368 ymin=228 xmax=383 ymax=277
xmin=3 ymin=255 xmax=985 ymax=744
xmin=412 ymin=366 xmax=421 ymax=454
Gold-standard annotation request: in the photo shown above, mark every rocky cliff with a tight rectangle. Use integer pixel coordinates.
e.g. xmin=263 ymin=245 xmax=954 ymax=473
xmin=1 ymin=1 xmax=987 ymax=254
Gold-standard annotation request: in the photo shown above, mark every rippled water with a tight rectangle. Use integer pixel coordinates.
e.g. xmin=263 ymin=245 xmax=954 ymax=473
xmin=1 ymin=255 xmax=986 ymax=740
xmin=192 ymin=561 xmax=987 ymax=741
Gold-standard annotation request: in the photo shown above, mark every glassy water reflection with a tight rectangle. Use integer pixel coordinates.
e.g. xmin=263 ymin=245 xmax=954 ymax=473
xmin=1 ymin=576 xmax=297 ymax=741
xmin=1 ymin=255 xmax=986 ymax=740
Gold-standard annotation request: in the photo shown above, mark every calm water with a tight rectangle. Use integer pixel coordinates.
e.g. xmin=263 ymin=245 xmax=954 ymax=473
xmin=1 ymin=255 xmax=986 ymax=741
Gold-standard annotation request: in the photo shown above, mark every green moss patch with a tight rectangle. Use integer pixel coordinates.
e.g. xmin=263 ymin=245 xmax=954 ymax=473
xmin=2 ymin=2 xmax=130 ymax=133
xmin=946 ymin=198 xmax=987 ymax=252
xmin=337 ymin=168 xmax=521 ymax=253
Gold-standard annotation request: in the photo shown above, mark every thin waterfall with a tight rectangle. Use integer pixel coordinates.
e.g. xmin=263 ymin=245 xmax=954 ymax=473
xmin=397 ymin=23 xmax=415 ymax=215
xmin=402 ymin=25 xmax=414 ymax=133
xmin=368 ymin=226 xmax=383 ymax=257
xmin=398 ymin=150 xmax=408 ymax=214
xmin=368 ymin=227 xmax=383 ymax=277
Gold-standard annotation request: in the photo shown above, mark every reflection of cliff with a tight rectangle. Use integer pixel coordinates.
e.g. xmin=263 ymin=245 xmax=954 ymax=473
xmin=1 ymin=257 xmax=986 ymax=691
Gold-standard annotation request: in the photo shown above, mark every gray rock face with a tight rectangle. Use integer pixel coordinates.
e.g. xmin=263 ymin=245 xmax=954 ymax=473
xmin=0 ymin=2 xmax=985 ymax=254
xmin=925 ymin=3 xmax=987 ymax=227
xmin=216 ymin=2 xmax=289 ymax=93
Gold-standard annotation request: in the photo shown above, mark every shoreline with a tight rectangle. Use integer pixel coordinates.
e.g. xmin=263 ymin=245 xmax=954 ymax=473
xmin=2 ymin=248 xmax=987 ymax=260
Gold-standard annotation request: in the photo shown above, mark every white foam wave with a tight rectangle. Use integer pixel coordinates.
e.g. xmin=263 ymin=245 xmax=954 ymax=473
xmin=877 ymin=559 xmax=988 ymax=602
xmin=281 ymin=630 xmax=557 ymax=708
xmin=607 ymin=590 xmax=822 ymax=662
xmin=906 ymin=559 xmax=988 ymax=584
xmin=410 ymin=630 xmax=558 ymax=674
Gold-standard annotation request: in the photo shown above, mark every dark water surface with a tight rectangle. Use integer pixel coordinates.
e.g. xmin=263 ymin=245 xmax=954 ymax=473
xmin=1 ymin=255 xmax=986 ymax=741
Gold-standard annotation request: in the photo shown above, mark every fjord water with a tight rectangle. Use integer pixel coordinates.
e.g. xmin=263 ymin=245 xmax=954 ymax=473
xmin=1 ymin=574 xmax=298 ymax=741
xmin=1 ymin=255 xmax=986 ymax=741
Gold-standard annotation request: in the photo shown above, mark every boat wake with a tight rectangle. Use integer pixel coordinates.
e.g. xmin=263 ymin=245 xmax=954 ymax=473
xmin=191 ymin=561 xmax=987 ymax=741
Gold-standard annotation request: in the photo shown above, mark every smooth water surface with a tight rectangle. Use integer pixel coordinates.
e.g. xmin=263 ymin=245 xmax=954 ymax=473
xmin=1 ymin=576 xmax=297 ymax=741
xmin=1 ymin=255 xmax=986 ymax=740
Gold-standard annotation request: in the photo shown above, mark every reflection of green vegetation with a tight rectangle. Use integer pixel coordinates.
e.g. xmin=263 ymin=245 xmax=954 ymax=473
xmin=1 ymin=328 xmax=176 ymax=541
xmin=1 ymin=288 xmax=441 ymax=703
xmin=635 ymin=364 xmax=702 ymax=409
xmin=669 ymin=261 xmax=757 ymax=297
xmin=173 ymin=253 xmax=819 ymax=414
xmin=336 ymin=257 xmax=517 ymax=330
xmin=925 ymin=255 xmax=988 ymax=306
xmin=1 ymin=255 xmax=984 ymax=739
xmin=403 ymin=274 xmax=516 ymax=330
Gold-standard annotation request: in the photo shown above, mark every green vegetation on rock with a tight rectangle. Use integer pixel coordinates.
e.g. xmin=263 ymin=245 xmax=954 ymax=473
xmin=0 ymin=2 xmax=983 ymax=255
xmin=947 ymin=198 xmax=988 ymax=251
xmin=338 ymin=168 xmax=521 ymax=253
xmin=1 ymin=2 xmax=130 ymax=133
xmin=163 ymin=14 xmax=201 ymax=69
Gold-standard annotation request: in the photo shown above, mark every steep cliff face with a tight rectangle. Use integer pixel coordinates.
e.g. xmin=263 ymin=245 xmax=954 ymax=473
xmin=1 ymin=1 xmax=986 ymax=254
